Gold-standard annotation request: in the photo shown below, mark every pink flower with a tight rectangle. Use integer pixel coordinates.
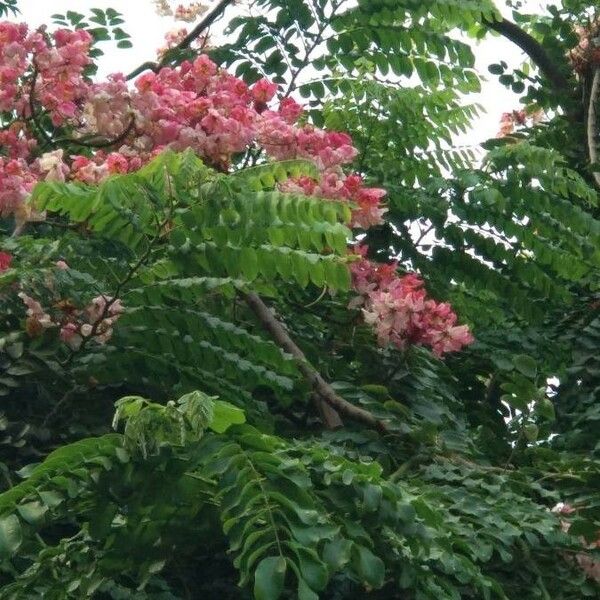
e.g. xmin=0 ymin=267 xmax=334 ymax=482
xmin=38 ymin=149 xmax=69 ymax=182
xmin=106 ymin=152 xmax=129 ymax=174
xmin=59 ymin=322 xmax=79 ymax=343
xmin=279 ymin=97 xmax=303 ymax=123
xmin=251 ymin=78 xmax=278 ymax=104
xmin=0 ymin=251 xmax=11 ymax=272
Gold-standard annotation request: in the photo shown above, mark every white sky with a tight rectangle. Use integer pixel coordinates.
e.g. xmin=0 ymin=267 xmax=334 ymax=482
xmin=15 ymin=0 xmax=555 ymax=147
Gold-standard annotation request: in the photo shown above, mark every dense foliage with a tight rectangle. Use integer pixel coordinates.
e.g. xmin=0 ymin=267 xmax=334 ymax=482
xmin=0 ymin=0 xmax=599 ymax=598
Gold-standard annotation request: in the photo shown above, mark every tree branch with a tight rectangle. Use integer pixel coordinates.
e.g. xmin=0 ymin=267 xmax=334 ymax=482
xmin=243 ymin=291 xmax=388 ymax=433
xmin=587 ymin=67 xmax=600 ymax=188
xmin=483 ymin=16 xmax=573 ymax=97
xmin=126 ymin=0 xmax=235 ymax=80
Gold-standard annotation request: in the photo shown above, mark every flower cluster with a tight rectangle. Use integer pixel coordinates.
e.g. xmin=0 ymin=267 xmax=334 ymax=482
xmin=153 ymin=0 xmax=209 ymax=22
xmin=0 ymin=21 xmax=387 ymax=229
xmin=350 ymin=246 xmax=474 ymax=356
xmin=568 ymin=21 xmax=600 ymax=74
xmin=174 ymin=3 xmax=209 ymax=22
xmin=280 ymin=173 xmax=386 ymax=229
xmin=0 ymin=22 xmax=92 ymax=215
xmin=19 ymin=287 xmax=123 ymax=350
xmin=496 ymin=108 xmax=544 ymax=138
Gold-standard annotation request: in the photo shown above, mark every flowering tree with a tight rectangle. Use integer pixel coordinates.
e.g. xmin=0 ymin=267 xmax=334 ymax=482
xmin=0 ymin=1 xmax=598 ymax=599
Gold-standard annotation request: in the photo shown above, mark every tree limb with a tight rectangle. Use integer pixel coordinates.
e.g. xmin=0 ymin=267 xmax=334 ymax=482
xmin=587 ymin=67 xmax=600 ymax=188
xmin=483 ymin=16 xmax=573 ymax=97
xmin=126 ymin=0 xmax=234 ymax=80
xmin=244 ymin=291 xmax=388 ymax=433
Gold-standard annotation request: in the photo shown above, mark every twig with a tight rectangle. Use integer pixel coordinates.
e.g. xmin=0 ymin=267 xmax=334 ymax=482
xmin=244 ymin=291 xmax=389 ymax=433
xmin=28 ymin=63 xmax=55 ymax=147
xmin=587 ymin=67 xmax=600 ymax=188
xmin=126 ymin=0 xmax=235 ymax=80
xmin=42 ymin=116 xmax=136 ymax=153
xmin=414 ymin=223 xmax=434 ymax=247
xmin=42 ymin=387 xmax=80 ymax=427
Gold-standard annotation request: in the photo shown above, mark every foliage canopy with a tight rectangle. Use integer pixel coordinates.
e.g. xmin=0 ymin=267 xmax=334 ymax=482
xmin=0 ymin=0 xmax=599 ymax=598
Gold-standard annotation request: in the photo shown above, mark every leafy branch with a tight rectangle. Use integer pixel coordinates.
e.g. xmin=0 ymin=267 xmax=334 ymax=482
xmin=60 ymin=178 xmax=174 ymax=367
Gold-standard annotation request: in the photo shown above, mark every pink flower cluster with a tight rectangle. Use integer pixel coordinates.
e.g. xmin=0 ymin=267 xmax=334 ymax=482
xmin=553 ymin=503 xmax=600 ymax=583
xmin=19 ymin=287 xmax=123 ymax=350
xmin=0 ymin=22 xmax=92 ymax=215
xmin=34 ymin=28 xmax=93 ymax=126
xmin=174 ymin=3 xmax=208 ymax=22
xmin=280 ymin=173 xmax=386 ymax=229
xmin=568 ymin=21 xmax=600 ymax=74
xmin=496 ymin=108 xmax=544 ymax=138
xmin=0 ymin=22 xmax=92 ymax=123
xmin=0 ymin=20 xmax=387 ymax=231
xmin=16 ymin=261 xmax=123 ymax=349
xmin=350 ymin=246 xmax=474 ymax=356
xmin=152 ymin=0 xmax=209 ymax=22
xmin=0 ymin=156 xmax=37 ymax=217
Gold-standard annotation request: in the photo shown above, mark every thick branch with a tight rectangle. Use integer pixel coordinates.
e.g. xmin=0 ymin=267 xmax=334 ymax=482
xmin=244 ymin=292 xmax=388 ymax=433
xmin=587 ymin=67 xmax=600 ymax=188
xmin=126 ymin=0 xmax=234 ymax=80
xmin=483 ymin=17 xmax=572 ymax=97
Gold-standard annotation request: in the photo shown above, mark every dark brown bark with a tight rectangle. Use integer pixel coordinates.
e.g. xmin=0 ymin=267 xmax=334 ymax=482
xmin=244 ymin=292 xmax=388 ymax=433
xmin=483 ymin=17 xmax=573 ymax=97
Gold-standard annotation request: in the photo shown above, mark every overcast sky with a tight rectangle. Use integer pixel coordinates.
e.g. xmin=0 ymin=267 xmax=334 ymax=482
xmin=15 ymin=0 xmax=555 ymax=147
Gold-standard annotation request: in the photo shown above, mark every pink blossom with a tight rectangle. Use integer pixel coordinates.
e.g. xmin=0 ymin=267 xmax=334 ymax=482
xmin=106 ymin=152 xmax=130 ymax=174
xmin=251 ymin=78 xmax=278 ymax=104
xmin=59 ymin=322 xmax=79 ymax=346
xmin=174 ymin=2 xmax=208 ymax=22
xmin=38 ymin=149 xmax=69 ymax=182
xmin=351 ymin=246 xmax=473 ymax=356
xmin=0 ymin=251 xmax=12 ymax=272
xmin=279 ymin=97 xmax=303 ymax=123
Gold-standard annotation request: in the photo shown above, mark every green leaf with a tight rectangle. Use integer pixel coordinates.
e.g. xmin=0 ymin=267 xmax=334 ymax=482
xmin=254 ymin=556 xmax=287 ymax=600
xmin=323 ymin=537 xmax=352 ymax=570
xmin=298 ymin=578 xmax=319 ymax=600
xmin=352 ymin=544 xmax=385 ymax=589
xmin=210 ymin=401 xmax=246 ymax=433
xmin=537 ymin=398 xmax=555 ymax=421
xmin=0 ymin=515 xmax=22 ymax=557
xmin=16 ymin=501 xmax=47 ymax=525
xmin=513 ymin=354 xmax=537 ymax=378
